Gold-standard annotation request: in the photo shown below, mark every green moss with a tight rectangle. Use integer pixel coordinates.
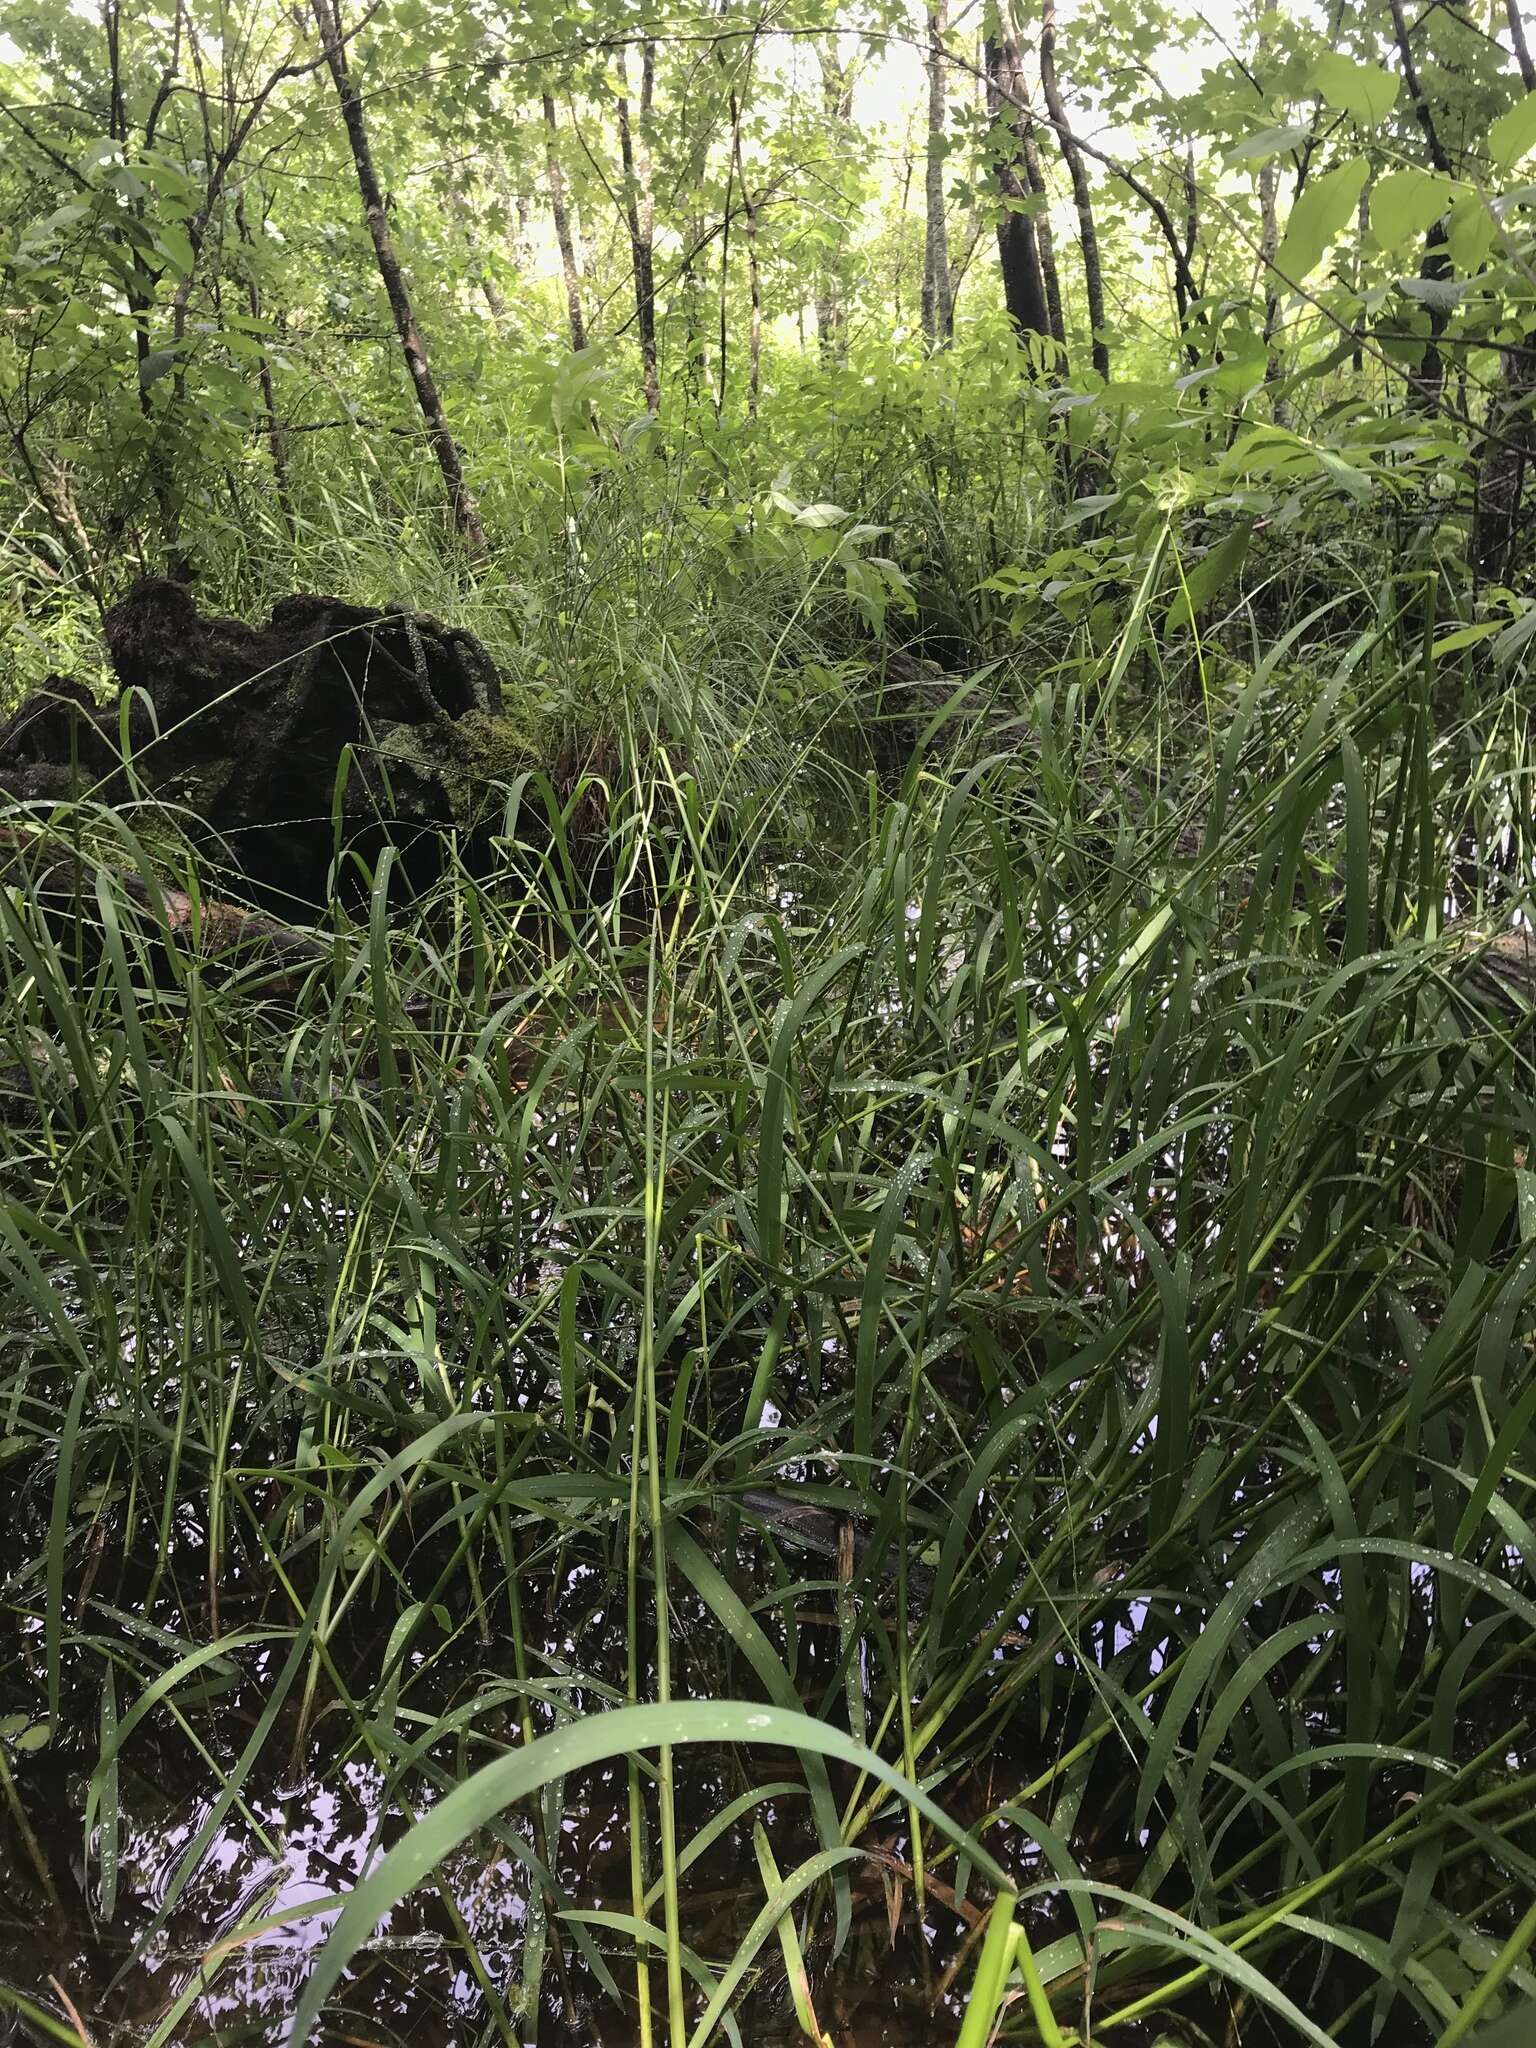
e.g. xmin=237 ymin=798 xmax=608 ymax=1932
xmin=374 ymin=711 xmax=541 ymax=828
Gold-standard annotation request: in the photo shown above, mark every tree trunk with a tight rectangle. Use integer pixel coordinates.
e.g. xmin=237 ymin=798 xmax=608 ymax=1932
xmin=1020 ymin=114 xmax=1066 ymax=359
xmin=1255 ymin=21 xmax=1287 ymax=426
xmin=1258 ymin=151 xmax=1288 ymax=423
xmin=542 ymin=92 xmax=587 ymax=352
xmin=1508 ymin=0 xmax=1536 ymax=90
xmin=1473 ymin=346 xmax=1536 ymax=582
xmin=311 ymin=0 xmax=486 ymax=554
xmin=1352 ymin=176 xmax=1369 ymax=374
xmin=1473 ymin=0 xmax=1536 ymax=572
xmin=986 ymin=31 xmax=1051 ymax=351
xmin=1388 ymin=0 xmax=1452 ymax=411
xmin=615 ymin=43 xmax=660 ymax=412
xmin=1038 ymin=0 xmax=1108 ymax=379
xmin=234 ymin=194 xmax=295 ymax=535
xmin=1183 ymin=141 xmax=1200 ymax=292
xmin=103 ymin=0 xmax=182 ymax=564
xmin=446 ymin=177 xmax=507 ymax=326
xmin=814 ymin=42 xmax=857 ymax=359
xmin=922 ymin=7 xmax=954 ymax=350
xmin=730 ymin=110 xmax=763 ymax=415
xmin=982 ymin=17 xmax=1199 ymax=365
xmin=679 ymin=219 xmax=707 ymax=404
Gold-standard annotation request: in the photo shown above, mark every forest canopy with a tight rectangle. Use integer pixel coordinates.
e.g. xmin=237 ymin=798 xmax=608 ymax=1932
xmin=3 ymin=0 xmax=1536 ymax=628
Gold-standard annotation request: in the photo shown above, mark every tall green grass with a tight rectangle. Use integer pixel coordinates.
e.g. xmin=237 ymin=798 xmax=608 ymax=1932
xmin=0 ymin=564 xmax=1533 ymax=2045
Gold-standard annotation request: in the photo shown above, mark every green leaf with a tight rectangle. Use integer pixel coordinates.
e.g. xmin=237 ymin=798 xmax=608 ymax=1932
xmin=1311 ymin=54 xmax=1399 ymax=123
xmin=1276 ymin=158 xmax=1370 ymax=284
xmin=154 ymin=223 xmax=195 ymax=278
xmin=794 ymin=501 xmax=848 ymax=528
xmin=1166 ymin=521 xmax=1253 ymax=629
xmin=1494 ymin=602 xmax=1536 ymax=668
xmin=1398 ymin=275 xmax=1466 ymax=313
xmin=1431 ymin=621 xmax=1502 ymax=657
xmin=1489 ymin=91 xmax=1536 ymax=170
xmin=1371 ymin=169 xmax=1452 ymax=250
xmin=756 ymin=949 xmax=863 ymax=1269
xmin=1448 ymin=192 xmax=1496 ymax=274
xmin=1227 ymin=123 xmax=1310 ymax=165
xmin=285 ymin=1700 xmax=1013 ymax=2048
xmin=669 ymin=1526 xmax=850 ymax=1946
xmin=1319 ymin=449 xmax=1374 ymax=501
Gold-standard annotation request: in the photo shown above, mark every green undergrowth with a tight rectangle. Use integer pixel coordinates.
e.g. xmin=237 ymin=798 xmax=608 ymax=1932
xmin=0 ymin=570 xmax=1534 ymax=2048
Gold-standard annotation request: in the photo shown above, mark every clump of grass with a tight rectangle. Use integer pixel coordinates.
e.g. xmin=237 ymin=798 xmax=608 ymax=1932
xmin=0 ymin=563 xmax=1533 ymax=2048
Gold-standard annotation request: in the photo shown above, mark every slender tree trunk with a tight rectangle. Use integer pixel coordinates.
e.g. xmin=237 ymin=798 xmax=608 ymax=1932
xmin=542 ymin=92 xmax=587 ymax=352
xmin=480 ymin=270 xmax=508 ymax=324
xmin=103 ymin=0 xmax=180 ymax=560
xmin=1352 ymin=177 xmax=1369 ymax=374
xmin=446 ymin=177 xmax=507 ymax=325
xmin=234 ymin=194 xmax=294 ymax=535
xmin=986 ymin=29 xmax=1051 ymax=352
xmin=1473 ymin=347 xmax=1536 ymax=582
xmin=615 ymin=43 xmax=660 ymax=412
xmin=730 ymin=113 xmax=762 ymax=415
xmin=679 ymin=219 xmax=706 ymax=404
xmin=1039 ymin=0 xmax=1108 ymax=379
xmin=1019 ymin=116 xmax=1066 ymax=358
xmin=946 ymin=212 xmax=989 ymax=330
xmin=1508 ymin=0 xmax=1536 ymax=90
xmin=1255 ymin=20 xmax=1287 ymax=426
xmin=1473 ymin=0 xmax=1536 ymax=574
xmin=922 ymin=7 xmax=954 ymax=350
xmin=1258 ymin=152 xmax=1289 ymax=423
xmin=311 ymin=0 xmax=486 ymax=554
xmin=1388 ymin=0 xmax=1452 ymax=411
xmin=1183 ymin=140 xmax=1200 ymax=282
xmin=815 ymin=43 xmax=856 ymax=358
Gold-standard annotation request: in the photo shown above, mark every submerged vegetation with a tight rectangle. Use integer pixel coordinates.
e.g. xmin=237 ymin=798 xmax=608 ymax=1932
xmin=3 ymin=0 xmax=1536 ymax=2042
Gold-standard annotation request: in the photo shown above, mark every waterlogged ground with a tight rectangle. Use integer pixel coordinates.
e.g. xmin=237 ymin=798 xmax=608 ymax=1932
xmin=0 ymin=1759 xmax=981 ymax=2045
xmin=5 ymin=1466 xmax=1490 ymax=2047
xmin=0 ymin=1520 xmax=1175 ymax=2047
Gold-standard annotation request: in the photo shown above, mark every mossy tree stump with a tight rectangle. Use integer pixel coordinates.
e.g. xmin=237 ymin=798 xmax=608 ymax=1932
xmin=0 ymin=581 xmax=535 ymax=907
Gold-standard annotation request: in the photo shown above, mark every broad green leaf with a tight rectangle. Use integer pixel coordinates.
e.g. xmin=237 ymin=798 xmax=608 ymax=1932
xmin=1318 ymin=449 xmax=1374 ymax=501
xmin=1431 ymin=621 xmax=1502 ymax=657
xmin=1227 ymin=123 xmax=1310 ymax=165
xmin=1448 ymin=192 xmax=1496 ymax=273
xmin=794 ymin=501 xmax=847 ymax=528
xmin=1489 ymin=91 xmax=1536 ymax=170
xmin=154 ymin=223 xmax=195 ymax=278
xmin=1311 ymin=54 xmax=1399 ymax=123
xmin=1275 ymin=158 xmax=1370 ymax=283
xmin=1371 ymin=169 xmax=1451 ymax=249
xmin=1398 ymin=275 xmax=1465 ymax=313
